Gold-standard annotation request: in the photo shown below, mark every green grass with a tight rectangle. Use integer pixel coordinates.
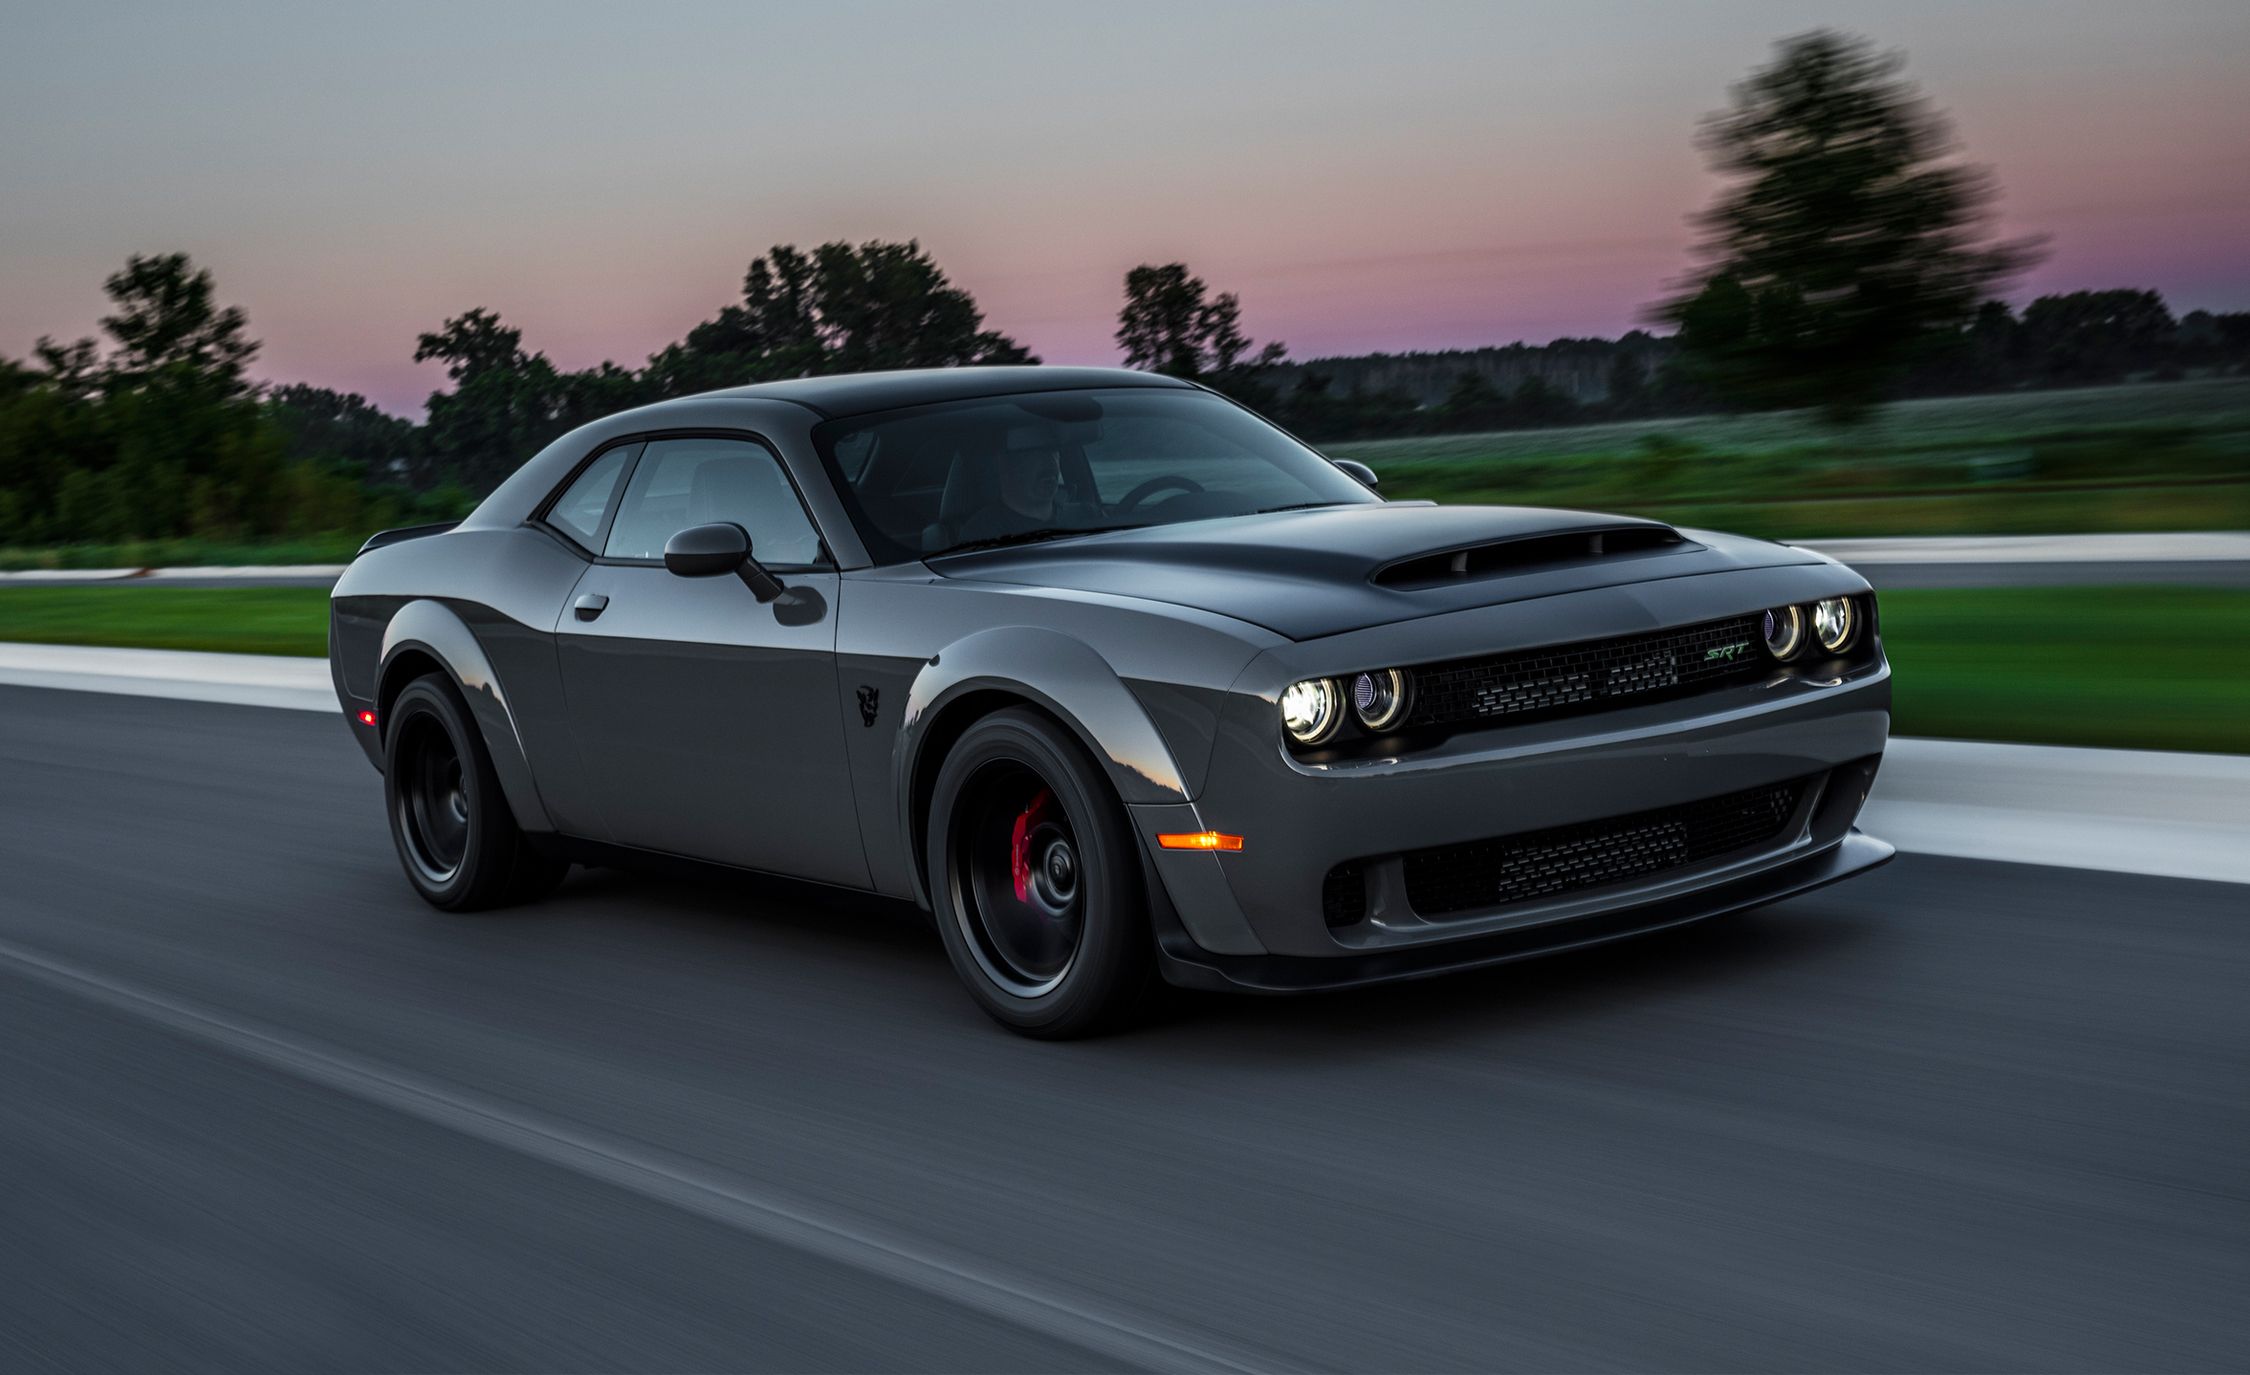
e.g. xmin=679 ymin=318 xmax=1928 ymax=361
xmin=2 ymin=583 xmax=2243 ymax=754
xmin=1878 ymin=586 xmax=2250 ymax=754
xmin=0 ymin=586 xmax=331 ymax=657
xmin=1332 ymin=376 xmax=2250 ymax=538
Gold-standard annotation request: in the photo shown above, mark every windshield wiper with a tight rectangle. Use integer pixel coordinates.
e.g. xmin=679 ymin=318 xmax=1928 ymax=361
xmin=1249 ymin=501 xmax=1348 ymax=515
xmin=932 ymin=524 xmax=1147 ymax=557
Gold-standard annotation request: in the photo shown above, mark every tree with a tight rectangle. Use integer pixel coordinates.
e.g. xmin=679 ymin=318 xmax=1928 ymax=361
xmin=1509 ymin=375 xmax=1578 ymax=427
xmin=644 ymin=240 xmax=1033 ymax=395
xmin=808 ymin=240 xmax=1034 ymax=374
xmin=267 ymin=384 xmax=423 ymax=479
xmin=1436 ymin=372 xmax=1510 ymax=430
xmin=1115 ymin=264 xmax=1286 ymax=381
xmin=414 ymin=307 xmax=530 ymax=387
xmin=2179 ymin=310 xmax=2250 ymax=372
xmin=94 ymin=253 xmax=262 ymax=399
xmin=414 ymin=310 xmax=570 ymax=492
xmin=0 ymin=251 xmax=424 ymax=542
xmin=2017 ymin=290 xmax=2175 ymax=384
xmin=31 ymin=336 xmax=103 ymax=401
xmin=1657 ymin=30 xmax=2041 ymax=422
xmin=1605 ymin=351 xmax=1649 ymax=415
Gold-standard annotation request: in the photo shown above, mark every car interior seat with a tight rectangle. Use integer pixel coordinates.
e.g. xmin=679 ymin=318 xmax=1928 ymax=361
xmin=922 ymin=451 xmax=998 ymax=554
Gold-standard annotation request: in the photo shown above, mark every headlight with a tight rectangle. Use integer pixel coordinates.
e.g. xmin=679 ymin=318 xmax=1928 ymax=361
xmin=1812 ymin=596 xmax=1858 ymax=653
xmin=1762 ymin=604 xmax=1807 ymax=660
xmin=1280 ymin=677 xmax=1343 ymax=745
xmin=1351 ymin=668 xmax=1411 ymax=731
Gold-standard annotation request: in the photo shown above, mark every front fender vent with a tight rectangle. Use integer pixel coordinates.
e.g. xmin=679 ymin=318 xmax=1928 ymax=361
xmin=1373 ymin=525 xmax=1690 ymax=589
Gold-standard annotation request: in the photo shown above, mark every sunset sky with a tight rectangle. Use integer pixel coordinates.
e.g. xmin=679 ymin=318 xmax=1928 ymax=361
xmin=4 ymin=0 xmax=2246 ymax=415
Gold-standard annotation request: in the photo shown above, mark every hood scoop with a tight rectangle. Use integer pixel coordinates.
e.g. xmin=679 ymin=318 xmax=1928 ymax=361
xmin=1372 ymin=523 xmax=1693 ymax=590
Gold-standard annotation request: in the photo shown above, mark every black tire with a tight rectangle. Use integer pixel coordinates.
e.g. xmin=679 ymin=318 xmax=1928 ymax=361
xmin=383 ymin=674 xmax=567 ymax=911
xmin=926 ymin=707 xmax=1153 ymax=1038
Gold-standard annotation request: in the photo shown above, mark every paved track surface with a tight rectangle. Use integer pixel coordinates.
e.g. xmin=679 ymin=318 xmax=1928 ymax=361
xmin=2 ymin=686 xmax=2245 ymax=1372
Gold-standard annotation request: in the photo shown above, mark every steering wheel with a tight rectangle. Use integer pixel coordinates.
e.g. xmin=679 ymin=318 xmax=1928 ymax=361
xmin=1117 ymin=475 xmax=1205 ymax=513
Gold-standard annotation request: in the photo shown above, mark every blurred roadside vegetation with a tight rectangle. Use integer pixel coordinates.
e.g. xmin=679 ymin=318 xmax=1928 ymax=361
xmin=1335 ymin=378 xmax=2250 ymax=540
xmin=2 ymin=584 xmax=2241 ymax=754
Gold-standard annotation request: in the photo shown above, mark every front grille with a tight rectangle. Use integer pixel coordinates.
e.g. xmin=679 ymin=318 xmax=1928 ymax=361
xmin=1407 ymin=614 xmax=1767 ymax=732
xmin=1396 ymin=776 xmax=1811 ymax=917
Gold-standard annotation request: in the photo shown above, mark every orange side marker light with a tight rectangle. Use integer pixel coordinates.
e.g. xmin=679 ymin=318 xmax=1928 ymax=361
xmin=1157 ymin=831 xmax=1244 ymax=852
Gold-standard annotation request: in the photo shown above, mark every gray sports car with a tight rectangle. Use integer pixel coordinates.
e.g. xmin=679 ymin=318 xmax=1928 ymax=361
xmin=330 ymin=366 xmax=1892 ymax=1036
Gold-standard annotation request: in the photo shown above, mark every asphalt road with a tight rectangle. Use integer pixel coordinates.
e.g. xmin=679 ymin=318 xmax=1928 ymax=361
xmin=2 ymin=686 xmax=2245 ymax=1372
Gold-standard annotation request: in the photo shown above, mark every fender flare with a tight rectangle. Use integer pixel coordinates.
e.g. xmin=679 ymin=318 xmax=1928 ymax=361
xmin=377 ymin=599 xmax=553 ymax=833
xmin=893 ymin=625 xmax=1189 ymax=904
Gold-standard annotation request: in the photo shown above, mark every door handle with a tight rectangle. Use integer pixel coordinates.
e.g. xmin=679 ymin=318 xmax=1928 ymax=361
xmin=573 ymin=593 xmax=610 ymax=622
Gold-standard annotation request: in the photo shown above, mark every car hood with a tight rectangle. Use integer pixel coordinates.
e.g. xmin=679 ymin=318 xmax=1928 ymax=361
xmin=927 ymin=503 xmax=1828 ymax=640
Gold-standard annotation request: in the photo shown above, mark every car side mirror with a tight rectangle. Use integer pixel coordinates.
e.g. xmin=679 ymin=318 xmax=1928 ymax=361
xmin=1334 ymin=459 xmax=1379 ymax=489
xmin=663 ymin=522 xmax=786 ymax=603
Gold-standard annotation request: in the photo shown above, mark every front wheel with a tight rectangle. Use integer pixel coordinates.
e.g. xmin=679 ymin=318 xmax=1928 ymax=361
xmin=383 ymin=674 xmax=566 ymax=911
xmin=926 ymin=708 xmax=1153 ymax=1037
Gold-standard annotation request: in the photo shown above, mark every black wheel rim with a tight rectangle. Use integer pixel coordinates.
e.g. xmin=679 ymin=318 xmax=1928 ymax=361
xmin=954 ymin=760 xmax=1084 ymax=997
xmin=397 ymin=715 xmax=470 ymax=885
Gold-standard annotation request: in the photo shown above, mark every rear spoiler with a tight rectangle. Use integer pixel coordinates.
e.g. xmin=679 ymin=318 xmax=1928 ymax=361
xmin=355 ymin=521 xmax=459 ymax=558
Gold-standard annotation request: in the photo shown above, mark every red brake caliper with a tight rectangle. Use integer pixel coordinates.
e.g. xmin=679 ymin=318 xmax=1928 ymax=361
xmin=1009 ymin=789 xmax=1054 ymax=902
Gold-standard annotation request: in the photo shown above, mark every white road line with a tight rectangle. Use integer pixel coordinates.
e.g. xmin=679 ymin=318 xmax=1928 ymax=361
xmin=0 ymin=938 xmax=1277 ymax=1375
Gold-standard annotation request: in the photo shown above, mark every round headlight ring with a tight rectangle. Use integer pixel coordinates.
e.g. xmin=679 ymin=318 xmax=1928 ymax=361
xmin=1280 ymin=677 xmax=1343 ymax=745
xmin=1813 ymin=596 xmax=1858 ymax=654
xmin=1351 ymin=668 xmax=1411 ymax=732
xmin=1763 ymin=604 xmax=1807 ymax=661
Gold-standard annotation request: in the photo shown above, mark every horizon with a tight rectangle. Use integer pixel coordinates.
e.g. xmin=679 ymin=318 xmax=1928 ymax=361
xmin=5 ymin=0 xmax=2246 ymax=416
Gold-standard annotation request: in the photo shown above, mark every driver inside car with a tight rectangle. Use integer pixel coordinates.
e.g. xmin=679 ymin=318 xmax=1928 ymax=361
xmin=956 ymin=443 xmax=1078 ymax=545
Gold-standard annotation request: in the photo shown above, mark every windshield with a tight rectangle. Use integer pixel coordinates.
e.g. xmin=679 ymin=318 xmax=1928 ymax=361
xmin=811 ymin=387 xmax=1378 ymax=563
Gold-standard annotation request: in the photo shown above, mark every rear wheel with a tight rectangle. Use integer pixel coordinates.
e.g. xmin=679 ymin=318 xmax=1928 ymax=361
xmin=927 ymin=708 xmax=1152 ymax=1037
xmin=384 ymin=674 xmax=566 ymax=911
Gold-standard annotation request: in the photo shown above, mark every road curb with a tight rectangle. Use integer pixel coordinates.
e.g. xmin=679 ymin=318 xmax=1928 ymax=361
xmin=1862 ymin=739 xmax=2250 ymax=886
xmin=0 ymin=642 xmax=334 ymax=712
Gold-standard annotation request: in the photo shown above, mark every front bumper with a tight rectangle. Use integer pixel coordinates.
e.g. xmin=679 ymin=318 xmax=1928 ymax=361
xmin=1154 ymin=830 xmax=1893 ymax=993
xmin=1127 ymin=565 xmax=1893 ymax=973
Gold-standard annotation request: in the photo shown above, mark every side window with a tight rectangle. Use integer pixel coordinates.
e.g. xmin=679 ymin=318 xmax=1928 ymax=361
xmin=602 ymin=437 xmax=826 ymax=566
xmin=544 ymin=443 xmax=636 ymax=552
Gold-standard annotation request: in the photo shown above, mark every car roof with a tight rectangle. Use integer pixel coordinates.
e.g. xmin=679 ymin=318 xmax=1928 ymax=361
xmin=691 ymin=365 xmax=1194 ymax=418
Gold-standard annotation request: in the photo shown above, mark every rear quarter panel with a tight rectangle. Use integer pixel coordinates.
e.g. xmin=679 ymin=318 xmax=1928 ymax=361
xmin=330 ymin=526 xmax=600 ymax=837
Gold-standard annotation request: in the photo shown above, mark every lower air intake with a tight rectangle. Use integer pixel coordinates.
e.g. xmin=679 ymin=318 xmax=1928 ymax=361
xmin=1322 ymin=863 xmax=1369 ymax=929
xmin=1400 ymin=776 xmax=1811 ymax=917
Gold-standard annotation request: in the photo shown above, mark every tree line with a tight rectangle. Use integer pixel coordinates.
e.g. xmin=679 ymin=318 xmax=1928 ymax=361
xmin=3 ymin=30 xmax=2246 ymax=547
